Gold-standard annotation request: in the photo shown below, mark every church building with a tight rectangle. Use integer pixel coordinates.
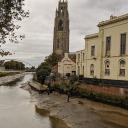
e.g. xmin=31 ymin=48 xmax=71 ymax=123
xmin=53 ymin=0 xmax=69 ymax=56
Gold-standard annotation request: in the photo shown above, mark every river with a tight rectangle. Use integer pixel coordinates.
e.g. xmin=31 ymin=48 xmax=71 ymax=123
xmin=0 ymin=73 xmax=52 ymax=128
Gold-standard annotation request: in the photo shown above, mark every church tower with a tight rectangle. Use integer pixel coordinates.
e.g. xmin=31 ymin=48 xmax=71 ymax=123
xmin=53 ymin=0 xmax=69 ymax=56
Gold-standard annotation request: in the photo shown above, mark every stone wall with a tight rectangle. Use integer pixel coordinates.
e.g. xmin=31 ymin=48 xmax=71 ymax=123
xmin=79 ymin=84 xmax=128 ymax=97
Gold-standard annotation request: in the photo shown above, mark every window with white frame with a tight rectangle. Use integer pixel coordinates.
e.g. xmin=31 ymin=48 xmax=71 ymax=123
xmin=119 ymin=60 xmax=126 ymax=76
xmin=105 ymin=36 xmax=111 ymax=56
xmin=90 ymin=64 xmax=94 ymax=76
xmin=120 ymin=33 xmax=126 ymax=56
xmin=91 ymin=46 xmax=95 ymax=57
xmin=105 ymin=60 xmax=110 ymax=76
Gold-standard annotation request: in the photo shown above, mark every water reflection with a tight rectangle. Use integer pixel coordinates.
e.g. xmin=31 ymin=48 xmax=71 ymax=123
xmin=0 ymin=73 xmax=52 ymax=128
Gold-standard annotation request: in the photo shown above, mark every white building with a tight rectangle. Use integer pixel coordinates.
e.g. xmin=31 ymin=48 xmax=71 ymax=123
xmin=58 ymin=53 xmax=76 ymax=77
xmin=76 ymin=14 xmax=128 ymax=87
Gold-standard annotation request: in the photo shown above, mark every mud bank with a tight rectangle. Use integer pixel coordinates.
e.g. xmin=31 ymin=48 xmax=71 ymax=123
xmin=50 ymin=116 xmax=70 ymax=128
xmin=35 ymin=105 xmax=70 ymax=128
xmin=34 ymin=92 xmax=128 ymax=128
xmin=0 ymin=73 xmax=25 ymax=86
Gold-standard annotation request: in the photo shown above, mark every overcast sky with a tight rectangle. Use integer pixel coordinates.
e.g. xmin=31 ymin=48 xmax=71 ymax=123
xmin=1 ymin=0 xmax=128 ymax=67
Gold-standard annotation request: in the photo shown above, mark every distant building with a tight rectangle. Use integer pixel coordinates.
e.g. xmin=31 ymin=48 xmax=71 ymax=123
xmin=76 ymin=14 xmax=128 ymax=86
xmin=58 ymin=53 xmax=76 ymax=77
xmin=53 ymin=0 xmax=70 ymax=56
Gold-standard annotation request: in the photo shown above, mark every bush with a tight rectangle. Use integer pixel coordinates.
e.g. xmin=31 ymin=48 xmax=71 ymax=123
xmin=36 ymin=62 xmax=51 ymax=84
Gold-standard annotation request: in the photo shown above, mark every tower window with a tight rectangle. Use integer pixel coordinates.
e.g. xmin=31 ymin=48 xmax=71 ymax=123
xmin=60 ymin=7 xmax=63 ymax=13
xmin=57 ymin=39 xmax=59 ymax=48
xmin=58 ymin=20 xmax=64 ymax=31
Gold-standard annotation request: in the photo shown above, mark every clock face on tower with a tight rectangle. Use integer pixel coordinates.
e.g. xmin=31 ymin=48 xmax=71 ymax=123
xmin=53 ymin=0 xmax=69 ymax=56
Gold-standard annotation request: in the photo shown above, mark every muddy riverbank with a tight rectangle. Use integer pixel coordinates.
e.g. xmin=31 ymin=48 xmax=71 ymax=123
xmin=0 ymin=73 xmax=25 ymax=86
xmin=35 ymin=105 xmax=70 ymax=128
xmin=35 ymin=92 xmax=128 ymax=128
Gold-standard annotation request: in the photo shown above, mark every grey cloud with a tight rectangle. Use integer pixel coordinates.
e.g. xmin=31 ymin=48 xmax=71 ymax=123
xmin=85 ymin=0 xmax=128 ymax=12
xmin=2 ymin=0 xmax=128 ymax=67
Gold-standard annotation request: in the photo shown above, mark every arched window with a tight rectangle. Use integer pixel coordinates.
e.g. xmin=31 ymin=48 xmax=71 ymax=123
xmin=119 ymin=60 xmax=126 ymax=76
xmin=58 ymin=20 xmax=64 ymax=31
xmin=60 ymin=7 xmax=64 ymax=16
xmin=90 ymin=64 xmax=94 ymax=76
xmin=57 ymin=39 xmax=59 ymax=49
xmin=105 ymin=60 xmax=110 ymax=76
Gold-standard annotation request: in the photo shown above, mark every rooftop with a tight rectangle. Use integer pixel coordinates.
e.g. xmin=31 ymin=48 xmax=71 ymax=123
xmin=85 ymin=33 xmax=98 ymax=39
xmin=98 ymin=13 xmax=128 ymax=27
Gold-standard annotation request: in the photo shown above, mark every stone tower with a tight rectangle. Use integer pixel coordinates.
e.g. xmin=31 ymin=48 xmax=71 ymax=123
xmin=53 ymin=0 xmax=69 ymax=56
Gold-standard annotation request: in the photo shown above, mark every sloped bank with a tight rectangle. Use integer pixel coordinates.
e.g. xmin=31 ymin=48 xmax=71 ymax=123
xmin=35 ymin=105 xmax=70 ymax=128
xmin=34 ymin=93 xmax=128 ymax=128
xmin=0 ymin=73 xmax=25 ymax=86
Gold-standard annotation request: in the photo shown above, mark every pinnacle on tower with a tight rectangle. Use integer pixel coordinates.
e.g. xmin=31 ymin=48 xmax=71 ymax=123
xmin=59 ymin=0 xmax=67 ymax=3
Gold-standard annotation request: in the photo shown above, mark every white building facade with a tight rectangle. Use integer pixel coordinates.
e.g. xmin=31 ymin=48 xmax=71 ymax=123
xmin=58 ymin=53 xmax=76 ymax=77
xmin=76 ymin=14 xmax=128 ymax=86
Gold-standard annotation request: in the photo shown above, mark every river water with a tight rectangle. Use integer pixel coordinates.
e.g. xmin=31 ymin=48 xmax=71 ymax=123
xmin=0 ymin=73 xmax=52 ymax=128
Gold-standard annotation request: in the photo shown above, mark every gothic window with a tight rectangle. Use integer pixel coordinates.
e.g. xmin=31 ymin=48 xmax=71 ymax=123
xmin=57 ymin=39 xmax=59 ymax=48
xmin=60 ymin=7 xmax=64 ymax=15
xmin=61 ymin=8 xmax=63 ymax=13
xmin=91 ymin=46 xmax=95 ymax=57
xmin=120 ymin=33 xmax=126 ymax=56
xmin=119 ymin=60 xmax=126 ymax=76
xmin=58 ymin=20 xmax=64 ymax=31
xmin=90 ymin=64 xmax=94 ymax=76
xmin=105 ymin=60 xmax=110 ymax=76
xmin=105 ymin=36 xmax=111 ymax=56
